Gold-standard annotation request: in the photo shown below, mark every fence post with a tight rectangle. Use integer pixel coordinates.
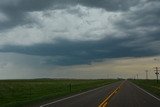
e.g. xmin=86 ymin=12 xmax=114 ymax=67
xmin=29 ymin=85 xmax=31 ymax=99
xmin=69 ymin=84 xmax=71 ymax=93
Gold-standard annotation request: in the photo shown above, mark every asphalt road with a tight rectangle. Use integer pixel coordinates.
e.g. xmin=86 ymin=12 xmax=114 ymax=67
xmin=38 ymin=80 xmax=160 ymax=107
xmin=108 ymin=81 xmax=160 ymax=107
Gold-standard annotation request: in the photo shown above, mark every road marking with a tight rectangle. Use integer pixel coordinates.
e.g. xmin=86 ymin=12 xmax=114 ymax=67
xmin=130 ymin=81 xmax=160 ymax=101
xmin=98 ymin=81 xmax=125 ymax=107
xmin=40 ymin=82 xmax=119 ymax=107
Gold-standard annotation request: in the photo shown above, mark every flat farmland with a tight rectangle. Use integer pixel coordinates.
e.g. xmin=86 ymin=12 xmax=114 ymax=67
xmin=0 ymin=79 xmax=118 ymax=107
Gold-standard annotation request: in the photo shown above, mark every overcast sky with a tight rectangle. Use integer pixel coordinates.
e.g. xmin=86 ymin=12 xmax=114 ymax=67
xmin=0 ymin=0 xmax=160 ymax=79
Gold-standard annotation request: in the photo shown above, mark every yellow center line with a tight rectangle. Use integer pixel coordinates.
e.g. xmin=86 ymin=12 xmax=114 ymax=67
xmin=98 ymin=81 xmax=125 ymax=107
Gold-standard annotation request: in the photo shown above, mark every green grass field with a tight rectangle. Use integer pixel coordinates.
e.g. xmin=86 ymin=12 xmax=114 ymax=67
xmin=0 ymin=79 xmax=118 ymax=107
xmin=131 ymin=79 xmax=160 ymax=98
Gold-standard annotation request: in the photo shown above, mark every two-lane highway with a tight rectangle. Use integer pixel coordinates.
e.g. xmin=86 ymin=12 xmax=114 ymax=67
xmin=37 ymin=80 xmax=160 ymax=107
xmin=39 ymin=81 xmax=122 ymax=107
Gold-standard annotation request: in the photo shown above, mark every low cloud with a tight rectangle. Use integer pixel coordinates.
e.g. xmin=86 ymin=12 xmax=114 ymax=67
xmin=1 ymin=35 xmax=159 ymax=65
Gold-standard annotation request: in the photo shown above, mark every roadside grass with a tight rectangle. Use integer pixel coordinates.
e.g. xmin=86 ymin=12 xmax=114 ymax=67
xmin=131 ymin=79 xmax=160 ymax=98
xmin=0 ymin=79 xmax=118 ymax=107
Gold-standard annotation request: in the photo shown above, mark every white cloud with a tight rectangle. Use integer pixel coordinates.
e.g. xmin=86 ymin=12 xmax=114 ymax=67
xmin=0 ymin=5 xmax=123 ymax=46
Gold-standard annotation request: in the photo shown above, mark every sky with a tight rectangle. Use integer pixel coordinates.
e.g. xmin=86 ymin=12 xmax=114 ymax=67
xmin=0 ymin=0 xmax=160 ymax=79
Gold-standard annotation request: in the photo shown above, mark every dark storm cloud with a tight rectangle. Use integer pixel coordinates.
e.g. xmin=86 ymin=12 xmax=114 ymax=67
xmin=0 ymin=0 xmax=139 ymax=31
xmin=0 ymin=0 xmax=160 ymax=66
xmin=0 ymin=35 xmax=159 ymax=66
xmin=115 ymin=1 xmax=160 ymax=30
xmin=79 ymin=0 xmax=139 ymax=11
xmin=114 ymin=0 xmax=160 ymax=51
xmin=0 ymin=0 xmax=76 ymax=30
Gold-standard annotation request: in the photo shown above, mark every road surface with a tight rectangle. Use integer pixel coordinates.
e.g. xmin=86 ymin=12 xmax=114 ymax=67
xmin=37 ymin=80 xmax=160 ymax=107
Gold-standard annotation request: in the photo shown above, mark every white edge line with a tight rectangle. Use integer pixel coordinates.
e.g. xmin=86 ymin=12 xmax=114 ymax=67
xmin=130 ymin=81 xmax=160 ymax=101
xmin=39 ymin=82 xmax=117 ymax=107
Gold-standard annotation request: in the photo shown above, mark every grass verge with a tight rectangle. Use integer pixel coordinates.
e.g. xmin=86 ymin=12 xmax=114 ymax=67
xmin=131 ymin=79 xmax=160 ymax=98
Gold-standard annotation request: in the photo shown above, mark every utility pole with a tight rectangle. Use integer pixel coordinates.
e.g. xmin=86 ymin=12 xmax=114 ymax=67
xmin=145 ymin=70 xmax=148 ymax=80
xmin=136 ymin=74 xmax=138 ymax=80
xmin=107 ymin=74 xmax=109 ymax=79
xmin=154 ymin=67 xmax=160 ymax=83
xmin=69 ymin=83 xmax=72 ymax=93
